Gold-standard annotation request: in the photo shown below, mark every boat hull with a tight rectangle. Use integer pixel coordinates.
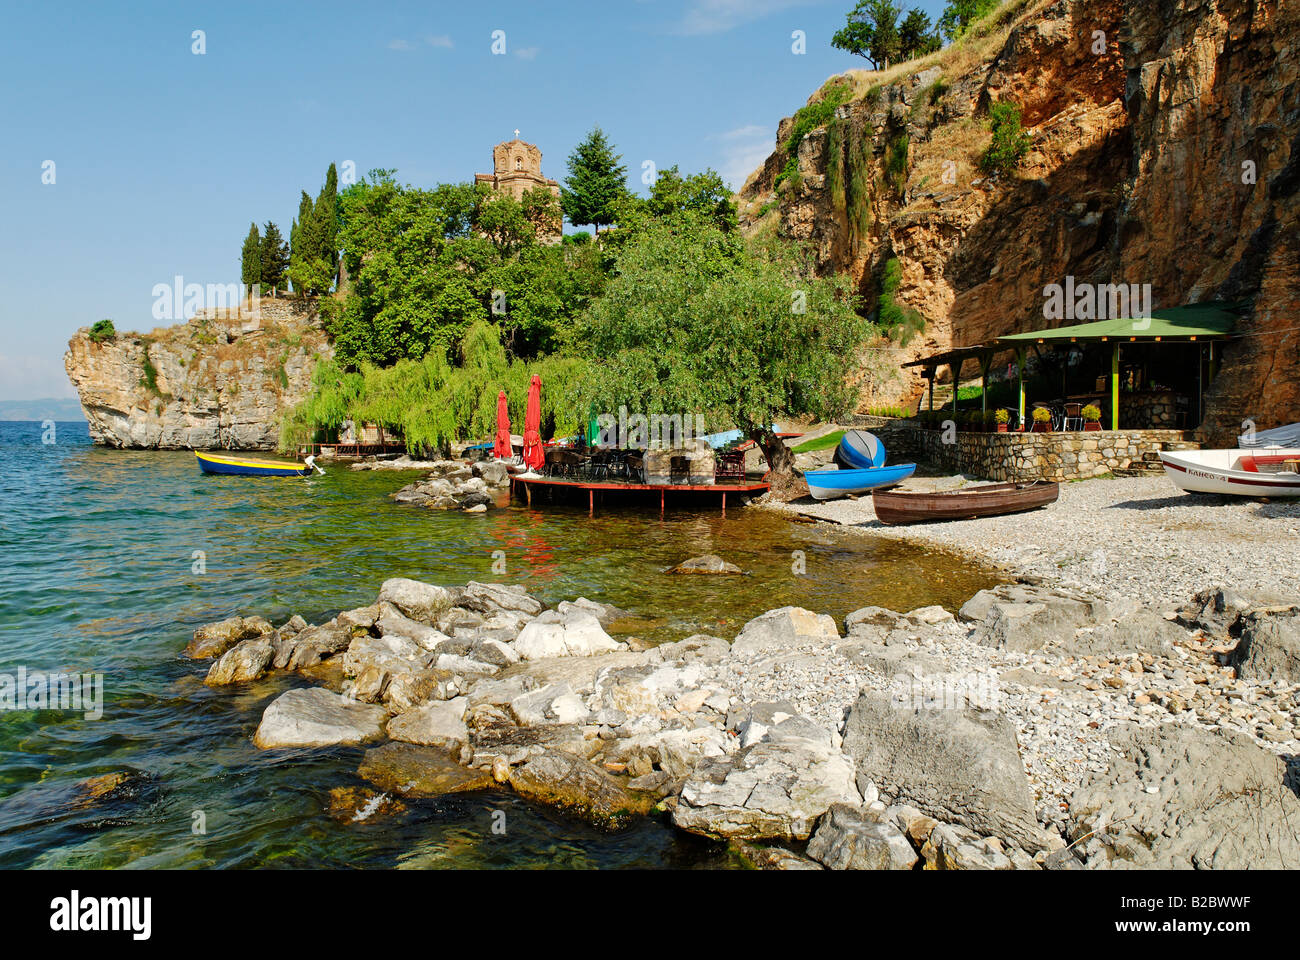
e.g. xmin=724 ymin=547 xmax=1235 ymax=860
xmin=1160 ymin=449 xmax=1300 ymax=497
xmin=196 ymin=452 xmax=311 ymax=477
xmin=872 ymin=481 xmax=1059 ymax=525
xmin=805 ymin=463 xmax=916 ymax=500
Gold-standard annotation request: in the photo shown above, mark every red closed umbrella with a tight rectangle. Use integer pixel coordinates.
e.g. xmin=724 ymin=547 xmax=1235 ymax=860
xmin=522 ymin=374 xmax=545 ymax=470
xmin=493 ymin=390 xmax=511 ymax=459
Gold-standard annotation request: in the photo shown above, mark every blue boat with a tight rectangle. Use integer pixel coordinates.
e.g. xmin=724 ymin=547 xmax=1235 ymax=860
xmin=196 ymin=451 xmax=314 ymax=477
xmin=805 ymin=462 xmax=916 ymax=500
xmin=837 ymin=430 xmax=886 ymax=469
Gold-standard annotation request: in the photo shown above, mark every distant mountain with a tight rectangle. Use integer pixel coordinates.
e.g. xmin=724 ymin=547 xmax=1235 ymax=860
xmin=0 ymin=398 xmax=86 ymax=421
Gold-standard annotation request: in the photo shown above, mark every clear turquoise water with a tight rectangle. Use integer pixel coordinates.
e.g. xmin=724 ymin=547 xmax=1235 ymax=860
xmin=0 ymin=421 xmax=1000 ymax=868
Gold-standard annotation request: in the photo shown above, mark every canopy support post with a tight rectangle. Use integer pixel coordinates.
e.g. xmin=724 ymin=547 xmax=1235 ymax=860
xmin=1016 ymin=348 xmax=1027 ymax=429
xmin=1111 ymin=342 xmax=1120 ymax=431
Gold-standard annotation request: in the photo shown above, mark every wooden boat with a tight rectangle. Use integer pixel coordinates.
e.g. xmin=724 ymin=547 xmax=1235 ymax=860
xmin=1159 ymin=448 xmax=1300 ymax=497
xmin=836 ymin=430 xmax=886 ymax=469
xmin=805 ymin=462 xmax=916 ymax=500
xmin=196 ymin=451 xmax=314 ymax=477
xmin=872 ymin=480 xmax=1059 ymax=524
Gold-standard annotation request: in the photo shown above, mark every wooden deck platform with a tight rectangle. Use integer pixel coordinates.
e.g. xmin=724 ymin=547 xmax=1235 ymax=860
xmin=510 ymin=475 xmax=770 ymax=516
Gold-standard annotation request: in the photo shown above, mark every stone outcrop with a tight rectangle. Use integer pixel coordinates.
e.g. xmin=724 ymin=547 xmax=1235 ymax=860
xmin=737 ymin=0 xmax=1299 ymax=441
xmin=64 ymin=299 xmax=330 ymax=449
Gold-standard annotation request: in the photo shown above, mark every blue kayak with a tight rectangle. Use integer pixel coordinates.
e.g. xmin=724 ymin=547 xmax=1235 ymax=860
xmin=837 ymin=430 xmax=886 ymax=469
xmin=805 ymin=462 xmax=916 ymax=500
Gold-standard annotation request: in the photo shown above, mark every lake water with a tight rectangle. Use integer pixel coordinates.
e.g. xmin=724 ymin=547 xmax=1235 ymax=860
xmin=0 ymin=420 xmax=1001 ymax=868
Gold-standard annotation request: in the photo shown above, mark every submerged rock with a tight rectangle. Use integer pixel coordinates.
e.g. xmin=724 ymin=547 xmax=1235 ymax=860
xmin=667 ymin=555 xmax=742 ymax=575
xmin=358 ymin=742 xmax=495 ymax=798
xmin=327 ymin=786 xmax=408 ymax=824
xmin=187 ymin=615 xmax=273 ymax=659
xmin=508 ymin=750 xmax=654 ymax=830
xmin=252 ymin=687 xmax=389 ymax=749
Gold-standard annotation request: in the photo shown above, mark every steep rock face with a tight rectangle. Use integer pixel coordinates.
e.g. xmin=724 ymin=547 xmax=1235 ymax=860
xmin=739 ymin=0 xmax=1297 ymax=443
xmin=64 ymin=299 xmax=330 ymax=450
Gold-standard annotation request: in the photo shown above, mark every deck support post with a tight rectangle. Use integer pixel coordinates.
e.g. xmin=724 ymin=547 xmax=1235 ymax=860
xmin=589 ymin=489 xmax=594 ymax=516
xmin=721 ymin=492 xmax=726 ymax=516
xmin=1111 ymin=342 xmax=1120 ymax=431
xmin=1016 ymin=348 xmax=1027 ymax=428
xmin=524 ymin=482 xmax=531 ymax=506
xmin=660 ymin=488 xmax=664 ymax=516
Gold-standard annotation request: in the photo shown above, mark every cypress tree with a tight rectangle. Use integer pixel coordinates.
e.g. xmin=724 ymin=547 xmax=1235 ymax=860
xmin=314 ymin=163 xmax=339 ymax=272
xmin=259 ymin=221 xmax=289 ymax=293
xmin=561 ymin=127 xmax=628 ymax=233
xmin=240 ymin=222 xmax=261 ymax=288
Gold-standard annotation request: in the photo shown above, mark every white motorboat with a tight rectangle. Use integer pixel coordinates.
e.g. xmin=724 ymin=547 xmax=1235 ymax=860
xmin=1159 ymin=447 xmax=1300 ymax=497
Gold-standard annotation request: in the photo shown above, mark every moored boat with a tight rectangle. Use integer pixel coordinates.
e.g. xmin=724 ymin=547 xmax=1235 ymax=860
xmin=805 ymin=462 xmax=916 ymax=500
xmin=872 ymin=480 xmax=1059 ymax=524
xmin=1159 ymin=448 xmax=1300 ymax=497
xmin=196 ymin=451 xmax=316 ymax=478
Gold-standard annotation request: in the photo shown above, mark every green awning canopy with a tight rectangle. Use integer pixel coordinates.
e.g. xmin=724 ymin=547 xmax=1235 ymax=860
xmin=997 ymin=302 xmax=1241 ymax=343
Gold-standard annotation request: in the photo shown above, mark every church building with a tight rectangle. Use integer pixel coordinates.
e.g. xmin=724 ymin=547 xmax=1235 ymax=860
xmin=476 ymin=134 xmax=563 ymax=242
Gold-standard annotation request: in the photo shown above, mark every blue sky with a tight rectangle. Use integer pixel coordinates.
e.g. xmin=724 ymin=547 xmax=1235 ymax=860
xmin=0 ymin=0 xmax=947 ymax=400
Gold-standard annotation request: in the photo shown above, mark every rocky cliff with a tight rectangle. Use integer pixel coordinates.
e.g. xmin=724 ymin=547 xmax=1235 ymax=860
xmin=64 ymin=299 xmax=330 ymax=450
xmin=738 ymin=0 xmax=1298 ymax=444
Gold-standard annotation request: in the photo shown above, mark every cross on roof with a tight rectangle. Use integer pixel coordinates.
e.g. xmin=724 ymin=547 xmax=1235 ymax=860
xmin=514 ymin=129 xmax=520 ymax=138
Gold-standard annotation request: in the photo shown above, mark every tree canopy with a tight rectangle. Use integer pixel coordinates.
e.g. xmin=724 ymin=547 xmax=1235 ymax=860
xmin=258 ymin=222 xmax=289 ymax=293
xmin=833 ymin=1 xmax=942 ymax=66
xmin=937 ymin=0 xmax=1000 ymax=41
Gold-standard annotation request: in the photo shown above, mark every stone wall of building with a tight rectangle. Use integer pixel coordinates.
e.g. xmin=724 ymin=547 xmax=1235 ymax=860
xmin=888 ymin=426 xmax=1195 ymax=482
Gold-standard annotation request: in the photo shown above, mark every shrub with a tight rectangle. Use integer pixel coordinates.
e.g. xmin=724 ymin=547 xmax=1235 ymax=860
xmin=1082 ymin=403 xmax=1102 ymax=422
xmin=979 ymin=101 xmax=1031 ymax=175
xmin=1032 ymin=406 xmax=1051 ymax=423
xmin=89 ymin=319 xmax=116 ymax=343
xmin=775 ymin=79 xmax=854 ymax=191
xmin=995 ymin=407 xmax=1010 ymax=423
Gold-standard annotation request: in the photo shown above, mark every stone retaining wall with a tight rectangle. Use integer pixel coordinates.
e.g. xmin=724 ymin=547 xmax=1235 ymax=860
xmin=884 ymin=426 xmax=1195 ymax=481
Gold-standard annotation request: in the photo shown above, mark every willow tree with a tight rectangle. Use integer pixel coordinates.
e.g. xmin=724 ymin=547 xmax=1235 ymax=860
xmin=575 ymin=214 xmax=872 ymax=498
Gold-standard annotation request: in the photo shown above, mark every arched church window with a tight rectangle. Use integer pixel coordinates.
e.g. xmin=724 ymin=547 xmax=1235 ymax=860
xmin=515 ymin=157 xmax=522 ymax=170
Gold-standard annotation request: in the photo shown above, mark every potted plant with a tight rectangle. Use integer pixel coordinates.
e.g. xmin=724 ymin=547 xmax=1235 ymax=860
xmin=1082 ymin=403 xmax=1102 ymax=431
xmin=995 ymin=408 xmax=1010 ymax=433
xmin=1031 ymin=407 xmax=1052 ymax=433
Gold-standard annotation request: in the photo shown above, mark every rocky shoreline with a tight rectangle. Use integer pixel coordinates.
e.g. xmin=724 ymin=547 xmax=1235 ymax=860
xmin=188 ymin=571 xmax=1300 ymax=869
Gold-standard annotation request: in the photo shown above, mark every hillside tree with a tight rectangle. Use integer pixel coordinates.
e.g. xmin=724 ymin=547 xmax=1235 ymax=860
xmin=240 ymin=222 xmax=261 ymax=289
xmin=259 ymin=221 xmax=289 ymax=294
xmin=561 ymin=127 xmax=628 ymax=234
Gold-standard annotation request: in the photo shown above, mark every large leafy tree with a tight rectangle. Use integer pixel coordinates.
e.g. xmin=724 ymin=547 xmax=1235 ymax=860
xmin=258 ymin=221 xmax=289 ymax=293
xmin=576 ymin=215 xmax=872 ymax=498
xmin=561 ymin=126 xmax=628 ymax=233
xmin=240 ymin=222 xmax=261 ymax=288
xmin=832 ymin=0 xmax=904 ymax=70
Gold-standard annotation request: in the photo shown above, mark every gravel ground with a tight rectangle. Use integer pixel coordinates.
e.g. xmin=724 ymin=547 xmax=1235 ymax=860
xmin=764 ymin=475 xmax=1300 ymax=609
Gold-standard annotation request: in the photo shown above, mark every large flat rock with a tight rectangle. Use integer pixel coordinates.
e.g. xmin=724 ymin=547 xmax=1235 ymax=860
xmin=358 ymin=742 xmax=494 ymax=797
xmin=252 ymin=687 xmax=389 ymax=749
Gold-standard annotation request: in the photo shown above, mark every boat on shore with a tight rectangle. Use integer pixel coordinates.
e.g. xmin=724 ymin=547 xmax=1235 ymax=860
xmin=1159 ymin=448 xmax=1300 ymax=497
xmin=805 ymin=462 xmax=916 ymax=500
xmin=836 ymin=430 xmax=886 ymax=469
xmin=872 ymin=480 xmax=1059 ymax=524
xmin=196 ymin=451 xmax=316 ymax=478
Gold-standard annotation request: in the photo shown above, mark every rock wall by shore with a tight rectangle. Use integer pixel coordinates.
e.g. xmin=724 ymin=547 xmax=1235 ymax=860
xmin=63 ymin=299 xmax=330 ymax=450
xmin=738 ymin=0 xmax=1299 ymax=444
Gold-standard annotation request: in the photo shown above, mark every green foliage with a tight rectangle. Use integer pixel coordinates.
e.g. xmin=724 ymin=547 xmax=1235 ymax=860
xmin=979 ymin=100 xmax=1032 ymax=175
xmin=1082 ymin=403 xmax=1101 ymax=421
xmin=832 ymin=0 xmax=902 ymax=69
xmin=88 ymin=319 xmax=116 ymax=343
xmin=561 ymin=126 xmax=628 ymax=233
xmin=899 ymin=8 xmax=942 ymax=58
xmin=138 ymin=349 xmax=169 ymax=398
xmin=876 ymin=257 xmax=927 ymax=345
xmin=287 ymin=165 xmax=340 ymax=296
xmin=259 ymin=221 xmax=289 ymax=293
xmin=938 ymin=0 xmax=1001 ymax=41
xmin=1032 ymin=406 xmax=1051 ymax=423
xmin=865 ymin=405 xmax=907 ymax=418
xmin=241 ymin=223 xmax=261 ymax=288
xmin=775 ymin=78 xmax=853 ymax=190
xmin=618 ymin=166 xmax=738 ymax=234
xmin=995 ymin=407 xmax=1010 ymax=423
xmin=574 ymin=214 xmax=872 ymax=455
xmin=885 ymin=133 xmax=909 ymax=194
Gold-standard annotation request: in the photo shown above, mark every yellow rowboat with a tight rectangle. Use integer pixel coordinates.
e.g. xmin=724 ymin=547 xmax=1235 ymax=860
xmin=195 ymin=451 xmax=319 ymax=477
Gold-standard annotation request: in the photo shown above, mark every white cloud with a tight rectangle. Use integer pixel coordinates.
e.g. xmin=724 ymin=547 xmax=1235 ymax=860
xmin=426 ymin=34 xmax=454 ymax=48
xmin=711 ymin=124 xmax=776 ymax=190
xmin=388 ymin=38 xmax=413 ymax=51
xmin=514 ymin=46 xmax=540 ymax=60
xmin=675 ymin=0 xmax=817 ymax=36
